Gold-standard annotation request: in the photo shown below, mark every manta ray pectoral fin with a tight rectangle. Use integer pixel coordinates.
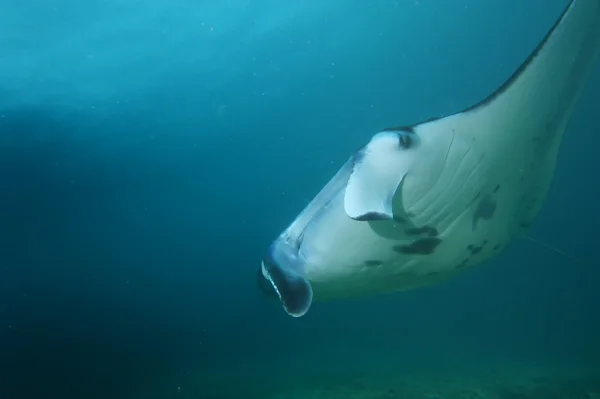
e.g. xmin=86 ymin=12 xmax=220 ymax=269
xmin=260 ymin=240 xmax=313 ymax=317
xmin=344 ymin=130 xmax=417 ymax=221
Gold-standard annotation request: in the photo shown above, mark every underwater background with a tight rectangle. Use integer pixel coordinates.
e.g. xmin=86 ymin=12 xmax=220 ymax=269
xmin=1 ymin=0 xmax=599 ymax=398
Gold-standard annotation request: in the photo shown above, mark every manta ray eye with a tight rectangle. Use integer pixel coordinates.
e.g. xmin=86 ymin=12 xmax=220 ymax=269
xmin=398 ymin=132 xmax=412 ymax=149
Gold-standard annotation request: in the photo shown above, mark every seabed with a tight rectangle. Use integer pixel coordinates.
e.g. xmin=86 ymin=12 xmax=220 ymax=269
xmin=144 ymin=354 xmax=600 ymax=399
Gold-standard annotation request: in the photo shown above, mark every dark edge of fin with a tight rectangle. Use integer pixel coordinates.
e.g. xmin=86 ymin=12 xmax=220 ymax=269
xmin=461 ymin=0 xmax=575 ymax=113
xmin=353 ymin=211 xmax=395 ymax=221
xmin=261 ymin=260 xmax=313 ymax=318
xmin=382 ymin=0 xmax=576 ymax=128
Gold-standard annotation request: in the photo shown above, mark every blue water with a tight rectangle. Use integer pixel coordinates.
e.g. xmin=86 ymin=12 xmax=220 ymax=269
xmin=1 ymin=0 xmax=599 ymax=398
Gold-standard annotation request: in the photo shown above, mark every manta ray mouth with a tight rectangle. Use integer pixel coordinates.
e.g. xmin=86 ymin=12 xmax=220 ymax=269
xmin=260 ymin=254 xmax=313 ymax=318
xmin=256 ymin=267 xmax=278 ymax=299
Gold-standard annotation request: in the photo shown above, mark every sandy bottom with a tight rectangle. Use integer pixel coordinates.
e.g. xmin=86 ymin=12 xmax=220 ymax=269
xmin=144 ymin=354 xmax=600 ymax=399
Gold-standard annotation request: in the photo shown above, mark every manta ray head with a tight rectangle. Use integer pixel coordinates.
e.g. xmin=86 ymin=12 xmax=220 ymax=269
xmin=257 ymin=120 xmax=479 ymax=317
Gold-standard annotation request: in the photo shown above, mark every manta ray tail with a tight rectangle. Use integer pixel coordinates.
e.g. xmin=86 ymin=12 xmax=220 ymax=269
xmin=523 ymin=236 xmax=578 ymax=263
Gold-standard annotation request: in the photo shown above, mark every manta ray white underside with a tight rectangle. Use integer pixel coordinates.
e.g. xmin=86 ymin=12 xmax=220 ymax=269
xmin=258 ymin=0 xmax=600 ymax=317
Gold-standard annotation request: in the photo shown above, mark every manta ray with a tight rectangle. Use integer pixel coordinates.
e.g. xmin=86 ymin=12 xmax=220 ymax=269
xmin=258 ymin=0 xmax=600 ymax=317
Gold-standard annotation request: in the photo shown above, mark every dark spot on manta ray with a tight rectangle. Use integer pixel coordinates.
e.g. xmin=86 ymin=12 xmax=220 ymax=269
xmin=364 ymin=260 xmax=383 ymax=267
xmin=493 ymin=184 xmax=500 ymax=193
xmin=520 ymin=222 xmax=531 ymax=228
xmin=393 ymin=237 xmax=441 ymax=255
xmin=455 ymin=258 xmax=470 ymax=269
xmin=477 ymin=197 xmax=496 ymax=219
xmin=404 ymin=226 xmax=438 ymax=237
xmin=354 ymin=212 xmax=393 ymax=222
xmin=493 ymin=244 xmax=500 ymax=251
xmin=467 ymin=242 xmax=486 ymax=255
xmin=472 ymin=195 xmax=497 ymax=231
xmin=469 ymin=192 xmax=482 ymax=206
xmin=398 ymin=132 xmax=413 ymax=149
